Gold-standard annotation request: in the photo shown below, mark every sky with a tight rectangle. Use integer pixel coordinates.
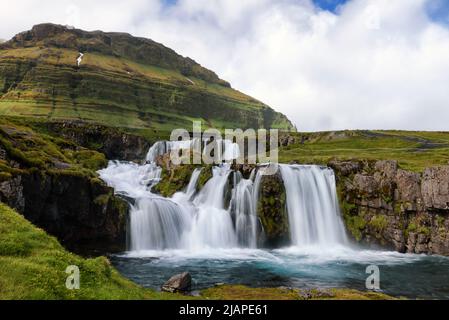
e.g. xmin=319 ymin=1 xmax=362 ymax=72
xmin=1 ymin=0 xmax=449 ymax=131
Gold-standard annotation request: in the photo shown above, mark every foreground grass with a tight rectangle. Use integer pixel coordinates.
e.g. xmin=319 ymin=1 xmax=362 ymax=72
xmin=279 ymin=130 xmax=449 ymax=172
xmin=0 ymin=202 xmax=189 ymax=300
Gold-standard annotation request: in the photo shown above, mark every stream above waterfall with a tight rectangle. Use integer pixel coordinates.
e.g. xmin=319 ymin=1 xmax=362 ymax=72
xmin=99 ymin=141 xmax=449 ymax=300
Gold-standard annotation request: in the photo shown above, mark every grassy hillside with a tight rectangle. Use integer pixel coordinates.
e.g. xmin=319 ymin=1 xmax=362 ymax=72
xmin=0 ymin=23 xmax=293 ymax=132
xmin=0 ymin=202 xmax=186 ymax=299
xmin=279 ymin=130 xmax=449 ymax=172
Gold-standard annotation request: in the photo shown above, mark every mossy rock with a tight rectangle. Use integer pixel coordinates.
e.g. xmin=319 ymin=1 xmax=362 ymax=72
xmin=197 ymin=165 xmax=213 ymax=190
xmin=257 ymin=172 xmax=289 ymax=247
xmin=153 ymin=164 xmax=198 ymax=197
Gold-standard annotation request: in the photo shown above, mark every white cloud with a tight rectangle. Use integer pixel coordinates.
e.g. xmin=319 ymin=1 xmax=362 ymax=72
xmin=1 ymin=0 xmax=449 ymax=131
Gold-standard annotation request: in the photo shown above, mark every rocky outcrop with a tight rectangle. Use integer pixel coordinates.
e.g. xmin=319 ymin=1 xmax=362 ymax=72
xmin=257 ymin=171 xmax=289 ymax=247
xmin=0 ymin=120 xmax=130 ymax=254
xmin=161 ymin=272 xmax=192 ymax=293
xmin=23 ymin=172 xmax=127 ymax=252
xmin=330 ymin=160 xmax=449 ymax=256
xmin=0 ymin=175 xmax=24 ymax=212
xmin=38 ymin=121 xmax=151 ymax=162
xmin=0 ymin=171 xmax=128 ymax=253
xmin=422 ymin=167 xmax=449 ymax=210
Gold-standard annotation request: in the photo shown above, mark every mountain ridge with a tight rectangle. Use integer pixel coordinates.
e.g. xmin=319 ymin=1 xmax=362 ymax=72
xmin=1 ymin=23 xmax=230 ymax=87
xmin=0 ymin=23 xmax=294 ymax=131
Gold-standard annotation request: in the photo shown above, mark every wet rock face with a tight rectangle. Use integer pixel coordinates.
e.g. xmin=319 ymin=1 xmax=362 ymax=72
xmin=257 ymin=172 xmax=290 ymax=247
xmin=161 ymin=272 xmax=192 ymax=293
xmin=335 ymin=160 xmax=449 ymax=256
xmin=21 ymin=173 xmax=127 ymax=249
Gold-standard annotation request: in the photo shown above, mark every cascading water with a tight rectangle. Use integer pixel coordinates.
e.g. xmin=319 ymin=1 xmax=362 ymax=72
xmin=279 ymin=164 xmax=348 ymax=246
xmin=185 ymin=165 xmax=238 ymax=249
xmin=101 ymin=143 xmax=449 ymax=300
xmin=230 ymin=171 xmax=259 ymax=248
xmin=99 ymin=141 xmax=348 ymax=252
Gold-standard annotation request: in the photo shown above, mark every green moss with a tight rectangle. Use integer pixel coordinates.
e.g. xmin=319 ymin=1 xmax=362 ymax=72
xmin=405 ymin=216 xmax=431 ymax=237
xmin=153 ymin=164 xmax=197 ymax=197
xmin=0 ymin=171 xmax=12 ymax=182
xmin=256 ymin=173 xmax=289 ymax=245
xmin=72 ymin=150 xmax=107 ymax=171
xmin=405 ymin=222 xmax=417 ymax=239
xmin=93 ymin=194 xmax=110 ymax=206
xmin=197 ymin=165 xmax=213 ymax=190
xmin=341 ymin=201 xmax=357 ymax=216
xmin=0 ymin=118 xmax=109 ymax=180
xmin=417 ymin=226 xmax=431 ymax=237
xmin=344 ymin=215 xmax=367 ymax=242
xmin=369 ymin=215 xmax=388 ymax=232
xmin=110 ymin=196 xmax=129 ymax=220
xmin=436 ymin=215 xmax=445 ymax=227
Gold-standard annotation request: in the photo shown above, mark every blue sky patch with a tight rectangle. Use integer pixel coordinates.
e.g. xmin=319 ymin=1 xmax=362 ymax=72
xmin=312 ymin=0 xmax=348 ymax=13
xmin=426 ymin=0 xmax=449 ymax=25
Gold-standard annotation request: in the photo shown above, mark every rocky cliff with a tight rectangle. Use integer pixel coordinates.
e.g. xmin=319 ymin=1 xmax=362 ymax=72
xmin=331 ymin=160 xmax=449 ymax=255
xmin=0 ymin=171 xmax=128 ymax=253
xmin=0 ymin=118 xmax=144 ymax=253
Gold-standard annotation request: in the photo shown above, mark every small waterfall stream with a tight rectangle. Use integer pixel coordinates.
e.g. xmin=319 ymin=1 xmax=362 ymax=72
xmin=279 ymin=164 xmax=348 ymax=246
xmin=99 ymin=142 xmax=348 ymax=252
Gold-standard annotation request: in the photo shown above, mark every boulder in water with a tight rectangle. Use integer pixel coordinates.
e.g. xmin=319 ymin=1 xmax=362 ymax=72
xmin=161 ymin=272 xmax=192 ymax=293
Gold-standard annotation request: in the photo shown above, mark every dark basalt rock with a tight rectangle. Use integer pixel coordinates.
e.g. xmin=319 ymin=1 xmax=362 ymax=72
xmin=0 ymin=171 xmax=129 ymax=254
xmin=20 ymin=172 xmax=128 ymax=253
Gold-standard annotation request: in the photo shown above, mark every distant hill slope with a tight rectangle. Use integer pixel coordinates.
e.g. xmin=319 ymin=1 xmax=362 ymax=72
xmin=0 ymin=23 xmax=294 ymax=131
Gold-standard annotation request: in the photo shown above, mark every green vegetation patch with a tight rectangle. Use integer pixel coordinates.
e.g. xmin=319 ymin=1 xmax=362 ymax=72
xmin=0 ymin=202 xmax=191 ymax=300
xmin=279 ymin=130 xmax=449 ymax=173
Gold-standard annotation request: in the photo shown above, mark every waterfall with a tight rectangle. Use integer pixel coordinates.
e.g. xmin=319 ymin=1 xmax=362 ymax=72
xmin=230 ymin=172 xmax=258 ymax=248
xmin=186 ymin=165 xmax=238 ymax=249
xmin=185 ymin=168 xmax=202 ymax=199
xmin=279 ymin=164 xmax=348 ymax=247
xmin=99 ymin=142 xmax=348 ymax=252
xmin=130 ymin=197 xmax=191 ymax=250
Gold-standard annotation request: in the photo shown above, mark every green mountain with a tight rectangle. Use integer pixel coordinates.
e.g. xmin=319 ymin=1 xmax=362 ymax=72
xmin=0 ymin=23 xmax=294 ymax=131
